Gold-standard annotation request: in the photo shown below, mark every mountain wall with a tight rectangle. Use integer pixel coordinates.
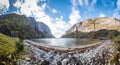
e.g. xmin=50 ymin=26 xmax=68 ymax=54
xmin=0 ymin=13 xmax=54 ymax=39
xmin=62 ymin=17 xmax=120 ymax=38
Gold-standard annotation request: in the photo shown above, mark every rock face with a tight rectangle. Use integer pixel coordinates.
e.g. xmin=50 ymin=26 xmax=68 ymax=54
xmin=27 ymin=17 xmax=54 ymax=38
xmin=68 ymin=17 xmax=120 ymax=33
xmin=36 ymin=22 xmax=54 ymax=38
xmin=62 ymin=17 xmax=120 ymax=38
xmin=0 ymin=13 xmax=54 ymax=39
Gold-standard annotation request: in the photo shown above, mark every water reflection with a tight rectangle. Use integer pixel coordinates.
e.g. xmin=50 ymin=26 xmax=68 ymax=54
xmin=31 ymin=38 xmax=88 ymax=47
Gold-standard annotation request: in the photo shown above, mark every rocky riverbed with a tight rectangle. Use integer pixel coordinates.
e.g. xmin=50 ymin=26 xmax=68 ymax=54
xmin=17 ymin=40 xmax=115 ymax=65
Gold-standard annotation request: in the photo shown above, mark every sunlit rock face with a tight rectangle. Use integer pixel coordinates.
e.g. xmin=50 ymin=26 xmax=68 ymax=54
xmin=67 ymin=17 xmax=120 ymax=33
xmin=62 ymin=17 xmax=120 ymax=38
xmin=17 ymin=40 xmax=114 ymax=65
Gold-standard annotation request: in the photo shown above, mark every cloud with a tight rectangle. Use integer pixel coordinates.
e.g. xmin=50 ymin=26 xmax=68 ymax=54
xmin=91 ymin=0 xmax=96 ymax=7
xmin=112 ymin=0 xmax=120 ymax=19
xmin=53 ymin=18 xmax=71 ymax=37
xmin=69 ymin=7 xmax=81 ymax=25
xmin=78 ymin=0 xmax=96 ymax=7
xmin=52 ymin=8 xmax=57 ymax=13
xmin=84 ymin=0 xmax=89 ymax=6
xmin=14 ymin=0 xmax=70 ymax=37
xmin=117 ymin=0 xmax=120 ymax=10
xmin=99 ymin=13 xmax=105 ymax=17
xmin=78 ymin=0 xmax=83 ymax=6
xmin=13 ymin=0 xmax=23 ymax=9
xmin=69 ymin=0 xmax=81 ymax=25
xmin=113 ymin=10 xmax=120 ymax=19
xmin=71 ymin=0 xmax=77 ymax=7
xmin=0 ymin=0 xmax=10 ymax=13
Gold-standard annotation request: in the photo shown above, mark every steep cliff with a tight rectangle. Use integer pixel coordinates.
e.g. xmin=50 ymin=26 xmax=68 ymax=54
xmin=62 ymin=17 xmax=120 ymax=38
xmin=0 ymin=13 xmax=54 ymax=39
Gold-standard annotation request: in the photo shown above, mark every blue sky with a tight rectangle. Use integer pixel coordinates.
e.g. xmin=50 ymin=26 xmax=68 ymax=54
xmin=0 ymin=0 xmax=120 ymax=37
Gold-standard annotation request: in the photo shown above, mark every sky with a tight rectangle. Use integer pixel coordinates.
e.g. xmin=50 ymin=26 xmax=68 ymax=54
xmin=0 ymin=0 xmax=120 ymax=37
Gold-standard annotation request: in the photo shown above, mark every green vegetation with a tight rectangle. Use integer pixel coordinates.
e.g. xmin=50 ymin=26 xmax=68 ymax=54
xmin=0 ymin=15 xmax=28 ymax=40
xmin=0 ymin=13 xmax=42 ymax=40
xmin=63 ymin=29 xmax=120 ymax=40
xmin=113 ymin=35 xmax=120 ymax=44
xmin=110 ymin=35 xmax=120 ymax=64
xmin=0 ymin=33 xmax=24 ymax=65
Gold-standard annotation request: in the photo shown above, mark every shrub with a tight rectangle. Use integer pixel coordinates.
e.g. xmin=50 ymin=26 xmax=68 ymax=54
xmin=113 ymin=35 xmax=120 ymax=44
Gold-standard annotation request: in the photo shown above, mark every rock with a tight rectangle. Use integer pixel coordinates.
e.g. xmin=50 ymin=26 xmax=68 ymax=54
xmin=61 ymin=58 xmax=69 ymax=65
xmin=68 ymin=56 xmax=79 ymax=64
xmin=25 ymin=57 xmax=31 ymax=61
xmin=61 ymin=53 xmax=68 ymax=58
xmin=19 ymin=40 xmax=114 ymax=65
xmin=57 ymin=60 xmax=62 ymax=65
xmin=40 ymin=60 xmax=50 ymax=65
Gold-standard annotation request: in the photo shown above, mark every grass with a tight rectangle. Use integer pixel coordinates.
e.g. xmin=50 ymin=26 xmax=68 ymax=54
xmin=110 ymin=42 xmax=119 ymax=64
xmin=0 ymin=33 xmax=24 ymax=65
xmin=76 ymin=39 xmax=103 ymax=45
xmin=0 ymin=33 xmax=19 ymax=55
xmin=110 ymin=35 xmax=120 ymax=64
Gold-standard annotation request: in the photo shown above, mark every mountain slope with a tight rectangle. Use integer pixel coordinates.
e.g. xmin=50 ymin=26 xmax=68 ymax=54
xmin=0 ymin=13 xmax=54 ymax=39
xmin=62 ymin=17 xmax=120 ymax=38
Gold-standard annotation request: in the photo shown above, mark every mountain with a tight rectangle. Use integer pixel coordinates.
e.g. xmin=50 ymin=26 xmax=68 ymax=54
xmin=0 ymin=13 xmax=54 ymax=39
xmin=36 ymin=22 xmax=54 ymax=38
xmin=62 ymin=17 xmax=120 ymax=38
xmin=27 ymin=17 xmax=54 ymax=38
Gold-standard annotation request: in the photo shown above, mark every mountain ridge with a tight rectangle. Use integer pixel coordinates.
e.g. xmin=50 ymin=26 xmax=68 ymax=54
xmin=67 ymin=17 xmax=120 ymax=33
xmin=0 ymin=13 xmax=54 ymax=39
xmin=62 ymin=17 xmax=120 ymax=38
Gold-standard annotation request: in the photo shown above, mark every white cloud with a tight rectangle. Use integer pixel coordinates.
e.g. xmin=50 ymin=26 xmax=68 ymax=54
xmin=99 ymin=13 xmax=105 ymax=17
xmin=52 ymin=8 xmax=57 ymax=13
xmin=60 ymin=15 xmax=63 ymax=19
xmin=14 ymin=0 xmax=70 ymax=37
xmin=69 ymin=7 xmax=81 ymax=25
xmin=112 ymin=0 xmax=120 ymax=19
xmin=71 ymin=0 xmax=77 ymax=7
xmin=14 ymin=0 xmax=42 ymax=16
xmin=113 ymin=10 xmax=120 ymax=19
xmin=117 ymin=0 xmax=120 ymax=10
xmin=69 ymin=0 xmax=81 ymax=26
xmin=91 ymin=0 xmax=96 ymax=6
xmin=53 ymin=18 xmax=71 ymax=37
xmin=84 ymin=0 xmax=89 ymax=6
xmin=13 ymin=0 xmax=23 ymax=9
xmin=0 ymin=0 xmax=10 ymax=13
xmin=78 ymin=0 xmax=83 ymax=6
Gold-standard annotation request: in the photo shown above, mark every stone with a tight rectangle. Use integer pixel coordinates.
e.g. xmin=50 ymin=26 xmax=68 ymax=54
xmin=68 ymin=56 xmax=79 ymax=64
